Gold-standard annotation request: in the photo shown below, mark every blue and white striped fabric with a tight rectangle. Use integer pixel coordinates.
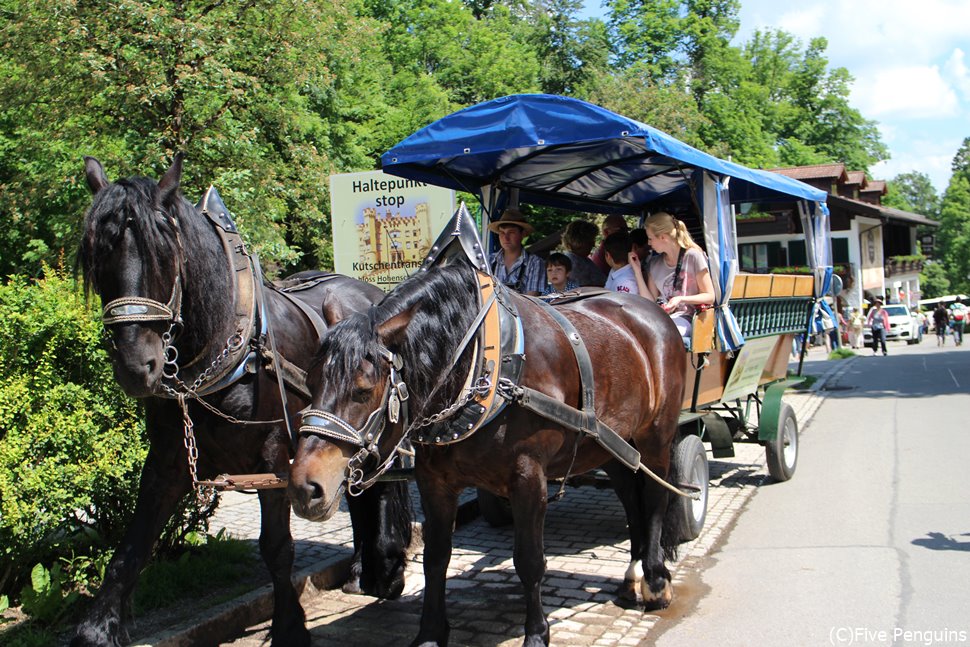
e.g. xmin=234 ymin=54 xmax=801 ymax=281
xmin=700 ymin=171 xmax=745 ymax=352
xmin=798 ymin=201 xmax=836 ymax=333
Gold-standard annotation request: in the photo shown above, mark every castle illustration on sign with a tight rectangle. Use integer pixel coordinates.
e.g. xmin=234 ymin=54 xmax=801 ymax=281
xmin=356 ymin=203 xmax=433 ymax=281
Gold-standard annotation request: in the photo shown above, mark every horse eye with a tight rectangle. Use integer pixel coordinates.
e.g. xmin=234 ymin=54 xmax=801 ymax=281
xmin=350 ymin=384 xmax=372 ymax=402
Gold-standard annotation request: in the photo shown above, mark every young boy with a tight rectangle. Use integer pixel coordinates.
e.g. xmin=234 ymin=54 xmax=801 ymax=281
xmin=602 ymin=231 xmax=639 ymax=294
xmin=542 ymin=252 xmax=579 ymax=295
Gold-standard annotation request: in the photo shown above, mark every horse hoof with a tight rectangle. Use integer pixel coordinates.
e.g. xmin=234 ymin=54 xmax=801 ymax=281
xmin=641 ymin=579 xmax=673 ymax=611
xmin=342 ymin=577 xmax=364 ymax=595
xmin=617 ymin=578 xmax=638 ymax=602
xmin=271 ymin=627 xmax=311 ymax=647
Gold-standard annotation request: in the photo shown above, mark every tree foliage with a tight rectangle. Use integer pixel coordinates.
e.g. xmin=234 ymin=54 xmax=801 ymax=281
xmin=936 ymin=143 xmax=970 ymax=293
xmin=883 ymin=171 xmax=940 ymax=220
xmin=0 ymin=0 xmax=392 ymax=276
xmin=0 ymin=0 xmax=898 ymax=278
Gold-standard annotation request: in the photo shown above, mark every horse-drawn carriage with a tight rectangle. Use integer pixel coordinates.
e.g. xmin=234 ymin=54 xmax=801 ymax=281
xmin=287 ymin=94 xmax=834 ymax=645
xmin=374 ymin=94 xmax=832 ymax=533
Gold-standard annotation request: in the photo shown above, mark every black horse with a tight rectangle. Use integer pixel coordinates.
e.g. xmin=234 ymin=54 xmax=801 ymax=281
xmin=73 ymin=155 xmax=412 ymax=647
xmin=288 ymin=220 xmax=687 ymax=646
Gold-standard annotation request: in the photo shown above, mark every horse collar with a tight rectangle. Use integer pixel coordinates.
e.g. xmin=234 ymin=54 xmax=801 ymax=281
xmin=157 ymin=186 xmax=262 ymax=398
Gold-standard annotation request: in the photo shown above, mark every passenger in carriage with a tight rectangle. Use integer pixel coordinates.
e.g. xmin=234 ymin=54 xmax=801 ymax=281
xmin=590 ymin=214 xmax=629 ymax=274
xmin=601 ymin=231 xmax=639 ymax=294
xmin=561 ymin=219 xmax=606 ymax=287
xmin=542 ymin=252 xmax=580 ymax=295
xmin=629 ymin=212 xmax=715 ymax=341
xmin=488 ymin=208 xmax=546 ymax=296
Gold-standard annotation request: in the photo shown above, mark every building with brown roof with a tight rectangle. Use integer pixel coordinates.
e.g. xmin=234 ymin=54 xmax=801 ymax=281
xmin=737 ymin=165 xmax=938 ymax=315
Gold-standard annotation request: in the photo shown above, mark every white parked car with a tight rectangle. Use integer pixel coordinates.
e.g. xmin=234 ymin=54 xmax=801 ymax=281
xmin=864 ymin=303 xmax=923 ymax=345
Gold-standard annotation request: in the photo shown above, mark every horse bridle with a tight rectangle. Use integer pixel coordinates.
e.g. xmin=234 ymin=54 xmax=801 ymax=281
xmin=99 ymin=212 xmax=187 ymax=382
xmin=299 ymin=344 xmax=413 ymax=496
xmin=298 ymin=284 xmax=499 ymax=495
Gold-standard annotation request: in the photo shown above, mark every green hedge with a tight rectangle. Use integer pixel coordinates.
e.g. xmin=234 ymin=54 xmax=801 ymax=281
xmin=0 ymin=267 xmax=145 ymax=598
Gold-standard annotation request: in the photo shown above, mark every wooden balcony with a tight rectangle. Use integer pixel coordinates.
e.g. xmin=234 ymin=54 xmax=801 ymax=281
xmin=884 ymin=257 xmax=924 ymax=277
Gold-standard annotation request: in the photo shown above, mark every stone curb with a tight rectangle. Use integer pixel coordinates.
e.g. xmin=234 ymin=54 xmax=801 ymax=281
xmin=135 ymin=357 xmax=854 ymax=646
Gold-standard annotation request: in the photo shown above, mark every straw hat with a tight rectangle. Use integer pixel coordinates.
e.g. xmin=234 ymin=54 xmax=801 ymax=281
xmin=488 ymin=207 xmax=534 ymax=236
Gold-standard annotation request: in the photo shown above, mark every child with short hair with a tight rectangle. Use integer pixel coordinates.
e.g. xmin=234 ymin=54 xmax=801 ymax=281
xmin=602 ymin=232 xmax=639 ymax=294
xmin=542 ymin=252 xmax=580 ymax=295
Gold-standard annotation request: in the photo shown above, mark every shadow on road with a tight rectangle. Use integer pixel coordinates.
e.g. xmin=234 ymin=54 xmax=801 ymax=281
xmin=911 ymin=531 xmax=970 ymax=552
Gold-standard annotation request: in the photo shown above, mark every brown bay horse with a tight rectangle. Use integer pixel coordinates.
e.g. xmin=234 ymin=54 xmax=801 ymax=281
xmin=73 ymin=155 xmax=412 ymax=647
xmin=288 ymin=231 xmax=688 ymax=646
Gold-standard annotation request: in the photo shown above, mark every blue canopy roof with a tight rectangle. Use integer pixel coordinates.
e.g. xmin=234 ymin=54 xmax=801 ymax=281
xmin=381 ymin=94 xmax=827 ymax=214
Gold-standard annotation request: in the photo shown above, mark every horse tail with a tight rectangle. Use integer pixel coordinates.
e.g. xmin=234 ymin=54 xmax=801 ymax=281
xmin=345 ymin=480 xmax=414 ymax=599
xmin=385 ymin=480 xmax=414 ymax=549
xmin=660 ymin=442 xmax=685 ymax=562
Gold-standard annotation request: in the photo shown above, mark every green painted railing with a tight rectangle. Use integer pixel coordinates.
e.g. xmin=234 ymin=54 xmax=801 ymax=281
xmin=730 ymin=297 xmax=815 ymax=339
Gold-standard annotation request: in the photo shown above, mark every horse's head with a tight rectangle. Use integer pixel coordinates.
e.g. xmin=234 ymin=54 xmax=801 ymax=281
xmin=289 ymin=307 xmax=415 ymax=521
xmin=78 ymin=155 xmax=187 ymax=398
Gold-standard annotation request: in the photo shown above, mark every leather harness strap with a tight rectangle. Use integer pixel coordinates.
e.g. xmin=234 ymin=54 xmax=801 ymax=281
xmin=506 ymin=297 xmax=643 ymax=472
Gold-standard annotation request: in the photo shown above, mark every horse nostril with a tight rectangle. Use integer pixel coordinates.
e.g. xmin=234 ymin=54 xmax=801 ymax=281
xmin=306 ymin=480 xmax=324 ymax=503
xmin=146 ymin=357 xmax=158 ymax=376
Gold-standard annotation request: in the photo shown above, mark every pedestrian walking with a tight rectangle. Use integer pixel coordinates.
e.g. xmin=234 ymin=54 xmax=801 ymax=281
xmin=950 ymin=302 xmax=967 ymax=346
xmin=933 ymin=304 xmax=949 ymax=347
xmin=867 ymin=299 xmax=890 ymax=356
xmin=848 ymin=307 xmax=865 ymax=349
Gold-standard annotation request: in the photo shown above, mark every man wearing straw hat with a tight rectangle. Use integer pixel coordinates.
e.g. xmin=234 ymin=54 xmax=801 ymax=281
xmin=488 ymin=207 xmax=546 ymax=296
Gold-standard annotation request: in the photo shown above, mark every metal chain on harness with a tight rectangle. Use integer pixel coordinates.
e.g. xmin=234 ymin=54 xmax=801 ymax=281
xmin=178 ymin=394 xmax=217 ymax=504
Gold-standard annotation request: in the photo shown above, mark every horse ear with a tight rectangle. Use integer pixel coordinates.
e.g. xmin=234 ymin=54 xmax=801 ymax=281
xmin=84 ymin=156 xmax=110 ymax=194
xmin=376 ymin=307 xmax=415 ymax=347
xmin=321 ymin=291 xmax=349 ymax=327
xmin=158 ymin=152 xmax=185 ymax=205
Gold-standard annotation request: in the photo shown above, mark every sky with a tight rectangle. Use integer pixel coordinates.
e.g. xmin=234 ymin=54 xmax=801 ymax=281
xmin=580 ymin=0 xmax=970 ymax=195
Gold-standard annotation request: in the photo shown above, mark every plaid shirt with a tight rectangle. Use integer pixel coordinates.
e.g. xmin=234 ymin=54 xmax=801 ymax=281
xmin=491 ymin=249 xmax=546 ymax=294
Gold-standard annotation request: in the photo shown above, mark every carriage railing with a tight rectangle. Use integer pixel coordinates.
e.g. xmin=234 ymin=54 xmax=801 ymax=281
xmin=724 ymin=272 xmax=816 ymax=341
xmin=730 ymin=297 xmax=815 ymax=340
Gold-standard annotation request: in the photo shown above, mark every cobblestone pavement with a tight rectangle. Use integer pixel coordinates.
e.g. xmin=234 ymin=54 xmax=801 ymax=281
xmin=134 ymin=348 xmax=848 ymax=647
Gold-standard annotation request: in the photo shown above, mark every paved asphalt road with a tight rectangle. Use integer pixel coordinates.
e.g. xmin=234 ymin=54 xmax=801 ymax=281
xmin=650 ymin=340 xmax=970 ymax=647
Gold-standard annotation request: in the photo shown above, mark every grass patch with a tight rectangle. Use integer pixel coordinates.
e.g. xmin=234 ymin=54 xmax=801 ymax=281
xmin=787 ymin=373 xmax=818 ymax=391
xmin=132 ymin=534 xmax=256 ymax=614
xmin=1 ymin=533 xmax=258 ymax=647
xmin=0 ymin=622 xmax=57 ymax=647
xmin=828 ymin=347 xmax=856 ymax=360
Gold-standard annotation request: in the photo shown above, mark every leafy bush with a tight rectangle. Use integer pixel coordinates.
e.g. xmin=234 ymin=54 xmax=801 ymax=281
xmin=0 ymin=266 xmax=246 ymax=640
xmin=0 ymin=267 xmax=145 ymax=598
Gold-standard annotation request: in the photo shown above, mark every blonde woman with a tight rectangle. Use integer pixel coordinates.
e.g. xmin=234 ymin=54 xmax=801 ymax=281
xmin=629 ymin=212 xmax=715 ymax=340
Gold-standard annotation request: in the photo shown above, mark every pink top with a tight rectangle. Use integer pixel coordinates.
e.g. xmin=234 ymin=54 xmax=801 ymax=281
xmin=647 ymin=247 xmax=708 ymax=320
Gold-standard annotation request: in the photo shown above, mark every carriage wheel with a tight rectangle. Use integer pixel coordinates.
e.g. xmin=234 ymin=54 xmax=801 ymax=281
xmin=766 ymin=403 xmax=798 ymax=482
xmin=674 ymin=434 xmax=709 ymax=542
xmin=476 ymin=488 xmax=513 ymax=527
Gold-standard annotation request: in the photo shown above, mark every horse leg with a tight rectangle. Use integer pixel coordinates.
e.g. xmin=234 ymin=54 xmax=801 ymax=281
xmin=344 ymin=480 xmax=413 ymax=599
xmin=509 ymin=459 xmax=551 ymax=647
xmin=411 ymin=474 xmax=458 ymax=647
xmin=257 ymin=487 xmax=310 ymax=647
xmin=638 ymin=482 xmax=674 ymax=610
xmin=603 ymin=460 xmax=645 ymax=602
xmin=71 ymin=452 xmax=187 ymax=647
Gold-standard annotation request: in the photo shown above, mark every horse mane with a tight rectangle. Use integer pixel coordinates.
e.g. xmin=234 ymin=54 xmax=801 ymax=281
xmin=313 ymin=254 xmax=479 ymax=416
xmin=78 ymin=175 xmax=232 ymax=353
xmin=79 ymin=177 xmax=175 ymax=296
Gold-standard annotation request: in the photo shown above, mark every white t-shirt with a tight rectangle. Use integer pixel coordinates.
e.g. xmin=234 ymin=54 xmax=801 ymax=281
xmin=605 ymin=264 xmax=638 ymax=294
